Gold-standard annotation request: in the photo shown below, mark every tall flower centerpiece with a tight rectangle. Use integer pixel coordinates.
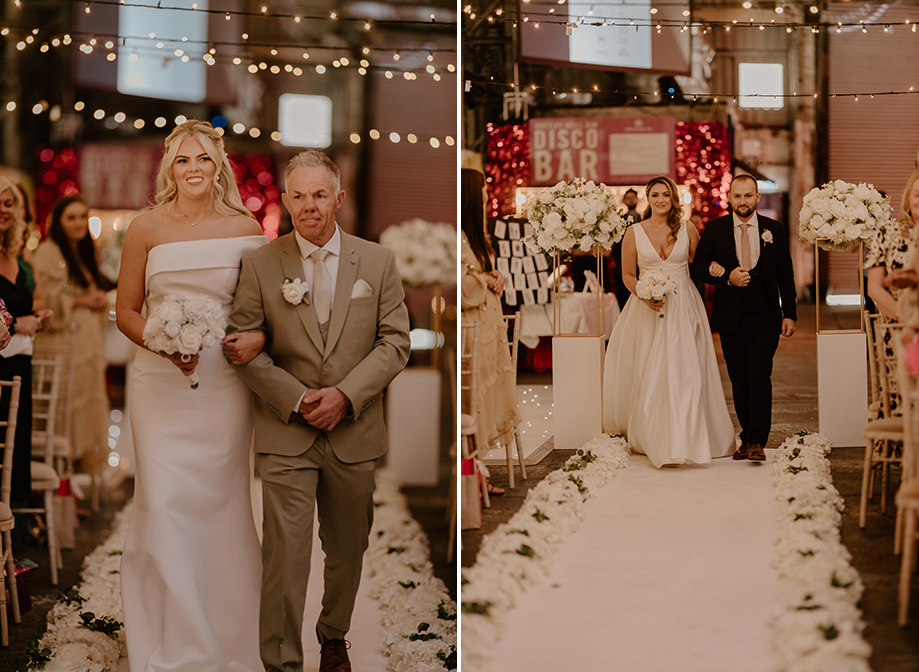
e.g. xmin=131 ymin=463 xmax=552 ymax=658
xmin=521 ymin=178 xmax=628 ymax=335
xmin=379 ymin=218 xmax=456 ymax=486
xmin=799 ymin=180 xmax=889 ymax=252
xmin=800 ymin=180 xmax=889 ymax=446
xmin=522 ymin=178 xmax=628 ymax=258
xmin=380 ymin=217 xmax=456 ymax=364
xmin=379 ymin=218 xmax=457 ymax=289
xmin=521 ymin=179 xmax=627 ymax=450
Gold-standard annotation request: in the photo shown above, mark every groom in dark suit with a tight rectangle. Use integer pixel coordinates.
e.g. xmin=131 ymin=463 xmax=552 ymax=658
xmin=690 ymin=175 xmax=797 ymax=462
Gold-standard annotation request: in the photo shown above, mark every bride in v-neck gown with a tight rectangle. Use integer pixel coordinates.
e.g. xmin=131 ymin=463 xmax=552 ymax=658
xmin=602 ymin=177 xmax=734 ymax=468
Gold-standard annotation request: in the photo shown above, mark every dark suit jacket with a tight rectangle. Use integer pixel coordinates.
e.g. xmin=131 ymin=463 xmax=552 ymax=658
xmin=690 ymin=213 xmax=797 ymax=334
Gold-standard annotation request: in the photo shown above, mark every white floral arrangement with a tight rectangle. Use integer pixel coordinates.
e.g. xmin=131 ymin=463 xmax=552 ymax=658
xmin=799 ymin=180 xmax=890 ymax=252
xmin=771 ymin=431 xmax=872 ymax=672
xmin=522 ymin=179 xmax=628 ymax=255
xmin=142 ymin=293 xmax=226 ymax=389
xmin=461 ymin=434 xmax=631 ymax=670
xmin=25 ymin=505 xmax=131 ymax=671
xmin=366 ymin=468 xmax=457 ymax=671
xmin=379 ymin=218 xmax=457 ymax=288
xmin=634 ymin=269 xmax=676 ymax=318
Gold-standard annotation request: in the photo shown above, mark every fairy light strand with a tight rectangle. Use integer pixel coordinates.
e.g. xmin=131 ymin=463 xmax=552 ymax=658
xmin=66 ymin=0 xmax=456 ymax=27
xmin=467 ymin=77 xmax=919 ymax=102
xmin=4 ymin=103 xmax=457 ymax=150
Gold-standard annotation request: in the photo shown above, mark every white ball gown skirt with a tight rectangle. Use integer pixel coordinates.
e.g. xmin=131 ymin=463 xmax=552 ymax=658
xmin=121 ymin=236 xmax=267 ymax=672
xmin=602 ymin=223 xmax=735 ymax=468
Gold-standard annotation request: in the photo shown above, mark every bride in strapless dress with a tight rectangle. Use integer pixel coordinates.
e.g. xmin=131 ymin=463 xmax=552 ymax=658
xmin=115 ymin=121 xmax=267 ymax=672
xmin=602 ymin=176 xmax=735 ymax=468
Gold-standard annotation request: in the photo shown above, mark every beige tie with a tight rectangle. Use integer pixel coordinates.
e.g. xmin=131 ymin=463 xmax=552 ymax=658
xmin=739 ymin=223 xmax=752 ymax=269
xmin=311 ymin=249 xmax=332 ymax=326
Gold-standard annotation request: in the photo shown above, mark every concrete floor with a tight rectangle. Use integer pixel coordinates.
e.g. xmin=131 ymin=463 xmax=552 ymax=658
xmin=462 ymin=304 xmax=919 ymax=672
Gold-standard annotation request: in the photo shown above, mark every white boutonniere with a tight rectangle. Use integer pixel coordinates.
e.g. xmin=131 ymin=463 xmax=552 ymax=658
xmin=761 ymin=229 xmax=773 ymax=244
xmin=281 ymin=277 xmax=310 ymax=305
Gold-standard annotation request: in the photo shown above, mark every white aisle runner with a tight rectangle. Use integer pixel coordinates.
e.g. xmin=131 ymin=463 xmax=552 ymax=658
xmin=480 ymin=452 xmax=778 ymax=672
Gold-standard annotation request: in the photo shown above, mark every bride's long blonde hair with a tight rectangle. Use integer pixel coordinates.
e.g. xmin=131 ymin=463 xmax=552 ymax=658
xmin=642 ymin=176 xmax=683 ymax=244
xmin=154 ymin=120 xmax=254 ymax=220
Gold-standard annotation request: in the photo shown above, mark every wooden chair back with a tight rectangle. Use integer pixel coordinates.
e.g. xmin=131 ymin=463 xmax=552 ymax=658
xmin=31 ymin=354 xmax=63 ymax=467
xmin=0 ymin=378 xmax=21 ymax=508
xmin=460 ymin=322 xmax=478 ymax=441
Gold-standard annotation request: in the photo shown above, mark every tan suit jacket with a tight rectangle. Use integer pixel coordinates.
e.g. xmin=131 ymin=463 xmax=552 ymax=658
xmin=227 ymin=229 xmax=410 ymax=463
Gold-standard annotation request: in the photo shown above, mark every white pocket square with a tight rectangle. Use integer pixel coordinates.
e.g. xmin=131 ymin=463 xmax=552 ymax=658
xmin=351 ymin=279 xmax=373 ymax=299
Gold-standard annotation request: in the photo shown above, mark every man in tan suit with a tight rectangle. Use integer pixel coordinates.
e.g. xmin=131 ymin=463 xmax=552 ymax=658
xmin=226 ymin=150 xmax=410 ymax=672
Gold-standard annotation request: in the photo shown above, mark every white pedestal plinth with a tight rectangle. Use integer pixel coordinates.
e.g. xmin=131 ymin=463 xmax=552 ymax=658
xmin=552 ymin=335 xmax=604 ymax=450
xmin=817 ymin=332 xmax=868 ymax=447
xmin=385 ymin=367 xmax=441 ymax=486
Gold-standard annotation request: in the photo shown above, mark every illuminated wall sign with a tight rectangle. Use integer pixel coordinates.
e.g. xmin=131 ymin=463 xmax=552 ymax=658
xmin=528 ymin=117 xmax=676 ymax=186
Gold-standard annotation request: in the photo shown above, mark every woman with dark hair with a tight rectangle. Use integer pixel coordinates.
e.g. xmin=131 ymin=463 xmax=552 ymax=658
xmin=461 ymin=168 xmax=520 ymax=494
xmin=602 ymin=176 xmax=734 ymax=468
xmin=34 ymin=195 xmax=111 ymax=497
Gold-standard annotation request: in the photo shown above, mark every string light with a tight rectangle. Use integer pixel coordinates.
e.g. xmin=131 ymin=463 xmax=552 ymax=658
xmin=467 ymin=78 xmax=919 ymax=102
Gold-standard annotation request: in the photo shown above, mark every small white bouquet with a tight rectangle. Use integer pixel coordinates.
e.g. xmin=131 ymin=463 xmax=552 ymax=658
xmin=522 ymin=178 xmax=628 ymax=255
xmin=799 ymin=180 xmax=890 ymax=252
xmin=142 ymin=293 xmax=226 ymax=389
xmin=379 ymin=218 xmax=457 ymax=288
xmin=634 ymin=269 xmax=676 ymax=318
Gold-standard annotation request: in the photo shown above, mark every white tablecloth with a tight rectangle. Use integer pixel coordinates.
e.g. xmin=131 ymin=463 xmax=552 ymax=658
xmin=517 ymin=292 xmax=620 ymax=349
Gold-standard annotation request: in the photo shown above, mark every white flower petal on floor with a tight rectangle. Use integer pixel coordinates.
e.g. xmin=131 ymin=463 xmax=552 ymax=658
xmin=771 ymin=432 xmax=872 ymax=672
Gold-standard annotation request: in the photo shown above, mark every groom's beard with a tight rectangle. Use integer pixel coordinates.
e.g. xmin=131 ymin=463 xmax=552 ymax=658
xmin=733 ymin=205 xmax=754 ymax=218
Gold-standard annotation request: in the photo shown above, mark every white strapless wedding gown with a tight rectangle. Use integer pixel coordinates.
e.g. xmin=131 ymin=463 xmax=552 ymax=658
xmin=602 ymin=222 xmax=735 ymax=468
xmin=121 ymin=236 xmax=267 ymax=672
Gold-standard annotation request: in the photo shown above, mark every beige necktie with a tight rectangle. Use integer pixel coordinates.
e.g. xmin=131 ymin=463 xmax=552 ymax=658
xmin=311 ymin=249 xmax=332 ymax=325
xmin=739 ymin=223 xmax=752 ymax=269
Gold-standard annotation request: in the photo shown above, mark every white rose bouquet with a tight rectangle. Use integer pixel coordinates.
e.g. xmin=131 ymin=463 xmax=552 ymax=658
xmin=142 ymin=293 xmax=226 ymax=389
xmin=522 ymin=178 xmax=628 ymax=255
xmin=799 ymin=180 xmax=890 ymax=252
xmin=379 ymin=218 xmax=457 ymax=288
xmin=634 ymin=269 xmax=676 ymax=318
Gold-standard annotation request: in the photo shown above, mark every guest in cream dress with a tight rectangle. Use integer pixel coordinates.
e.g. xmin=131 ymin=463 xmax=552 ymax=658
xmin=461 ymin=169 xmax=521 ymax=492
xmin=34 ymin=195 xmax=111 ymax=491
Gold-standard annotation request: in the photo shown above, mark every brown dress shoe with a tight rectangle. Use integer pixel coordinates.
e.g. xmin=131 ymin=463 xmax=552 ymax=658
xmin=733 ymin=441 xmax=749 ymax=460
xmin=747 ymin=443 xmax=766 ymax=461
xmin=316 ymin=625 xmax=352 ymax=672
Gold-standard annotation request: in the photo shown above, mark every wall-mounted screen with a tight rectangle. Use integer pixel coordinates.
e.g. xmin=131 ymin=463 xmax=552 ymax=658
xmin=518 ymin=0 xmax=691 ymax=75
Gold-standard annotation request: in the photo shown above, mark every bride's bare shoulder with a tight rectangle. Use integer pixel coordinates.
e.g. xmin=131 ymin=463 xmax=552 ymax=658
xmin=122 ymin=208 xmax=165 ymax=248
xmin=222 ymin=213 xmax=264 ymax=237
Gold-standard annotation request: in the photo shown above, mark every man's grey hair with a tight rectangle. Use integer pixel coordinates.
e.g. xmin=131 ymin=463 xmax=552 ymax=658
xmin=286 ymin=150 xmax=341 ymax=193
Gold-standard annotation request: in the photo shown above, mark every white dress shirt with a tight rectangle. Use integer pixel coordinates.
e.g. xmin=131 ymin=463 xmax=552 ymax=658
xmin=732 ymin=210 xmax=761 ymax=269
xmin=292 ymin=225 xmax=342 ymax=414
xmin=295 ymin=225 xmax=342 ymax=305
